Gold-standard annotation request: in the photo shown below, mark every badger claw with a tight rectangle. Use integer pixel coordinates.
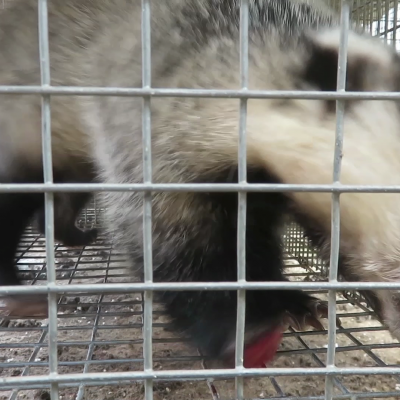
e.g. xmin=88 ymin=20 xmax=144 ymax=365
xmin=283 ymin=299 xmax=341 ymax=332
xmin=311 ymin=300 xmax=341 ymax=327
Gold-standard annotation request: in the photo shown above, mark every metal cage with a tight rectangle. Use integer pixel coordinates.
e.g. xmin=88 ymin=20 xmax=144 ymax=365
xmin=1 ymin=0 xmax=400 ymax=399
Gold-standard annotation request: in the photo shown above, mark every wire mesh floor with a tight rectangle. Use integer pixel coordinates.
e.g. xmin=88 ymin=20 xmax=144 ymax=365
xmin=0 ymin=212 xmax=400 ymax=400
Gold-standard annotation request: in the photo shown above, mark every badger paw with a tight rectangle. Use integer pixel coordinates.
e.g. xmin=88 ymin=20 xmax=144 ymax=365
xmin=0 ymin=295 xmax=49 ymax=319
xmin=283 ymin=299 xmax=341 ymax=332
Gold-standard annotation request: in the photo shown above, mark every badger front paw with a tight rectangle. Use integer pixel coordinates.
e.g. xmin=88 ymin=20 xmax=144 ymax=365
xmin=0 ymin=294 xmax=49 ymax=319
xmin=283 ymin=299 xmax=341 ymax=332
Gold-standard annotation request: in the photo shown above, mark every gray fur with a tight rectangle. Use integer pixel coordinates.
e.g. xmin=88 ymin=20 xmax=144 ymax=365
xmin=0 ymin=0 xmax=340 ymax=261
xmin=81 ymin=0 xmax=341 ymax=254
xmin=2 ymin=0 xmax=400 ymax=360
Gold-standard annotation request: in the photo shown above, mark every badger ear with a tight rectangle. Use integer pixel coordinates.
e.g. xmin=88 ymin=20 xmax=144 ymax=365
xmin=302 ymin=31 xmax=364 ymax=94
xmin=303 ymin=43 xmax=339 ymax=92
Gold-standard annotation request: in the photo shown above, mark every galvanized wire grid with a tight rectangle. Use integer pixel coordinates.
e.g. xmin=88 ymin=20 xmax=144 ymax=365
xmin=1 ymin=212 xmax=400 ymax=400
xmin=330 ymin=0 xmax=400 ymax=47
xmin=1 ymin=0 xmax=400 ymax=399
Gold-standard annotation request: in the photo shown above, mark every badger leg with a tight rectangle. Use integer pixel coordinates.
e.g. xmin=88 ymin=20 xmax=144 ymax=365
xmin=369 ymin=289 xmax=400 ymax=343
xmin=36 ymin=192 xmax=98 ymax=247
xmin=1 ymin=295 xmax=49 ymax=319
xmin=0 ymin=192 xmax=49 ymax=319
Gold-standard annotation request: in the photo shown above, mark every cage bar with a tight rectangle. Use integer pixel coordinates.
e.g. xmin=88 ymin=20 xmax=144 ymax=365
xmin=37 ymin=0 xmax=59 ymax=399
xmin=325 ymin=1 xmax=351 ymax=399
xmin=141 ymin=1 xmax=154 ymax=400
xmin=235 ymin=1 xmax=250 ymax=398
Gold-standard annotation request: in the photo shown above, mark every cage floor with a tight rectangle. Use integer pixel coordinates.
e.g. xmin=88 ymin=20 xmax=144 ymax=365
xmin=1 ymin=217 xmax=400 ymax=400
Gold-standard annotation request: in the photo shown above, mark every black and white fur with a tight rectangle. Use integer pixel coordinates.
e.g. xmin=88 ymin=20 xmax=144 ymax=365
xmin=2 ymin=0 xmax=400 ymax=365
xmin=0 ymin=0 xmax=98 ymax=251
xmin=0 ymin=0 xmax=100 ymax=316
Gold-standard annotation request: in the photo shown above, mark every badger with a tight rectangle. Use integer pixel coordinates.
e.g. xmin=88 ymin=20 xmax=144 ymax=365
xmin=0 ymin=0 xmax=98 ymax=252
xmin=0 ymin=2 xmax=98 ymax=272
xmin=2 ymin=0 xmax=400 ymax=368
xmin=0 ymin=0 xmax=100 ymax=315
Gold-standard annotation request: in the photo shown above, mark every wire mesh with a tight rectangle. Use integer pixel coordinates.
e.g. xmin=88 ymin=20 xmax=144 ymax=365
xmin=1 ymin=209 xmax=400 ymax=399
xmin=1 ymin=0 xmax=400 ymax=399
xmin=328 ymin=0 xmax=400 ymax=46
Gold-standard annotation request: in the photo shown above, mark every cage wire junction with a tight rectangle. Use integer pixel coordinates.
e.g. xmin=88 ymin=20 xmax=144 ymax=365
xmin=2 ymin=0 xmax=400 ymax=399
